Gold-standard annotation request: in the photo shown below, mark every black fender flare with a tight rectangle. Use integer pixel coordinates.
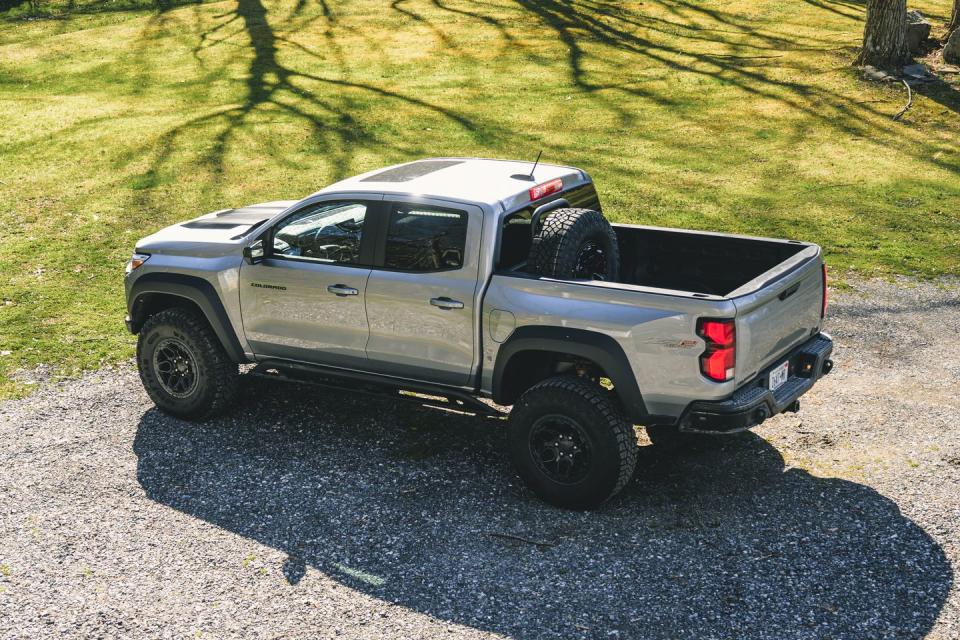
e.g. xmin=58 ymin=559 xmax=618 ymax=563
xmin=492 ymin=326 xmax=647 ymax=421
xmin=127 ymin=273 xmax=246 ymax=363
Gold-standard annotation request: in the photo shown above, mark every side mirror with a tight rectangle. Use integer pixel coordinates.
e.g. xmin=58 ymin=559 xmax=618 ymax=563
xmin=243 ymin=239 xmax=264 ymax=264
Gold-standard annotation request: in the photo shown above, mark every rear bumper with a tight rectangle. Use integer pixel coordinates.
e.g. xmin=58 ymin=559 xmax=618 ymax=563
xmin=678 ymin=332 xmax=834 ymax=434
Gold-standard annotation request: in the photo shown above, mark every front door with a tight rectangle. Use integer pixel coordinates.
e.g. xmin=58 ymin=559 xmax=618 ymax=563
xmin=363 ymin=198 xmax=482 ymax=386
xmin=239 ymin=198 xmax=380 ymax=369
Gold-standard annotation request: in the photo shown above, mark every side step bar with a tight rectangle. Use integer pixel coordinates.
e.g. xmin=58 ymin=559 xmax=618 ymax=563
xmin=251 ymin=359 xmax=507 ymax=419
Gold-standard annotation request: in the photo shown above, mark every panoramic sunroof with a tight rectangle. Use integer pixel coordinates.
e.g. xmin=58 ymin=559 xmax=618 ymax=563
xmin=360 ymin=160 xmax=464 ymax=183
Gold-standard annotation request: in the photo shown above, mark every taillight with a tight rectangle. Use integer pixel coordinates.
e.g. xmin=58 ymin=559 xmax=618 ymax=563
xmin=698 ymin=318 xmax=735 ymax=382
xmin=821 ymin=263 xmax=828 ymax=318
xmin=529 ymin=178 xmax=563 ymax=201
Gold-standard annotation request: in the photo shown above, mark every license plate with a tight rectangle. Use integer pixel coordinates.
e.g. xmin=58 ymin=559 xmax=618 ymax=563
xmin=769 ymin=361 xmax=790 ymax=391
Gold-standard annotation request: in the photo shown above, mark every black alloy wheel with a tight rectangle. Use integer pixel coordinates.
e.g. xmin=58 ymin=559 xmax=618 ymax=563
xmin=529 ymin=414 xmax=594 ymax=484
xmin=152 ymin=337 xmax=199 ymax=398
xmin=508 ymin=376 xmax=637 ymax=509
xmin=573 ymin=240 xmax=608 ymax=280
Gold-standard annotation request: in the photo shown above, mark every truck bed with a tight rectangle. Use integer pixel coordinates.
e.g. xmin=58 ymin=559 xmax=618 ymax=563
xmin=612 ymin=224 xmax=809 ymax=297
xmin=493 ymin=221 xmax=825 ymax=408
xmin=609 ymin=224 xmax=825 ymax=383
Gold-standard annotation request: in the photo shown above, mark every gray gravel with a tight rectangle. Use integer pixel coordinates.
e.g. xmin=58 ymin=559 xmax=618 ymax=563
xmin=1 ymin=277 xmax=958 ymax=639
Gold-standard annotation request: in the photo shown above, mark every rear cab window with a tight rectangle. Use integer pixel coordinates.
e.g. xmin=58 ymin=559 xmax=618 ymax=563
xmin=383 ymin=204 xmax=468 ymax=272
xmin=496 ymin=181 xmax=602 ymax=272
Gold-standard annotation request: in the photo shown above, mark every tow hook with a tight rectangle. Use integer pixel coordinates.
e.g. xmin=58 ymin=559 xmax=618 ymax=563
xmin=785 ymin=400 xmax=801 ymax=414
xmin=753 ymin=406 xmax=770 ymax=424
xmin=822 ymin=359 xmax=834 ymax=375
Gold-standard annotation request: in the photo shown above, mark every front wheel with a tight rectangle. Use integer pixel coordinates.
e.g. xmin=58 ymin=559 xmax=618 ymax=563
xmin=508 ymin=376 xmax=638 ymax=510
xmin=137 ymin=307 xmax=239 ymax=420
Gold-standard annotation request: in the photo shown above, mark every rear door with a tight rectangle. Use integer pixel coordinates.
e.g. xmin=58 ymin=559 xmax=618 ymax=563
xmin=363 ymin=198 xmax=482 ymax=386
xmin=239 ymin=196 xmax=383 ymax=368
xmin=732 ymin=250 xmax=824 ymax=383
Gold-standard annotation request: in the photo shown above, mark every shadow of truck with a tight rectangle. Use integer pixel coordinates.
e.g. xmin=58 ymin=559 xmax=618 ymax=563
xmin=133 ymin=376 xmax=951 ymax=639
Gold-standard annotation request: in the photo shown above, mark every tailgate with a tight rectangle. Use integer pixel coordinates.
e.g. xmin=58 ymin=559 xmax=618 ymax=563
xmin=731 ymin=247 xmax=824 ymax=385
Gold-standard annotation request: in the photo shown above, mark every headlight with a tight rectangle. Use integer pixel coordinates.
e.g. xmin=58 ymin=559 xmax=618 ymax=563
xmin=125 ymin=252 xmax=150 ymax=275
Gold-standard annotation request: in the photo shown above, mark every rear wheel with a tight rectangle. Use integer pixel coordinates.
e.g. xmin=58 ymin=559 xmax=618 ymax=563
xmin=137 ymin=307 xmax=239 ymax=420
xmin=508 ymin=376 xmax=637 ymax=509
xmin=528 ymin=208 xmax=620 ymax=281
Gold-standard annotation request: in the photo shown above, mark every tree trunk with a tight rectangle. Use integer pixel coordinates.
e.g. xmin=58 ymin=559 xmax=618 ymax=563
xmin=856 ymin=0 xmax=910 ymax=69
xmin=949 ymin=0 xmax=959 ymax=35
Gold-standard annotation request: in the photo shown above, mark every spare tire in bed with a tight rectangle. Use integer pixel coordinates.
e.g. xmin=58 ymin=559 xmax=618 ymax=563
xmin=528 ymin=208 xmax=621 ymax=280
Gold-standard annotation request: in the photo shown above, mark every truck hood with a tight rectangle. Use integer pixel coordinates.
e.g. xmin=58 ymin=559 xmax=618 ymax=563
xmin=135 ymin=201 xmax=296 ymax=256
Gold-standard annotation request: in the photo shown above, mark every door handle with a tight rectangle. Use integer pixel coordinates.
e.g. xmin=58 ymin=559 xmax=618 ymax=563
xmin=327 ymin=284 xmax=359 ymax=297
xmin=430 ymin=296 xmax=464 ymax=310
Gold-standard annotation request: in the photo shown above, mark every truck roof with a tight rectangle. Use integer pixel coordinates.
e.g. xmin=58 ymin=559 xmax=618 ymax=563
xmin=313 ymin=158 xmax=587 ymax=209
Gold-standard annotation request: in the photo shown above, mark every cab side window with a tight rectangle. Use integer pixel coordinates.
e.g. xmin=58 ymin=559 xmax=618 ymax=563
xmin=272 ymin=202 xmax=367 ymax=265
xmin=497 ymin=208 xmax=533 ymax=271
xmin=383 ymin=205 xmax=467 ymax=272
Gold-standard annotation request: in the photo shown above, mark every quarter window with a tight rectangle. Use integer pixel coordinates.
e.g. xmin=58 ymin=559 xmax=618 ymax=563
xmin=272 ymin=201 xmax=367 ymax=265
xmin=384 ymin=205 xmax=467 ymax=271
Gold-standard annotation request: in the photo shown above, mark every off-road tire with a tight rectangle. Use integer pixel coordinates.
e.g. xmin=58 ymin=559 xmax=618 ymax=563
xmin=137 ymin=307 xmax=239 ymax=421
xmin=528 ymin=208 xmax=620 ymax=281
xmin=645 ymin=424 xmax=730 ymax=453
xmin=508 ymin=376 xmax=637 ymax=510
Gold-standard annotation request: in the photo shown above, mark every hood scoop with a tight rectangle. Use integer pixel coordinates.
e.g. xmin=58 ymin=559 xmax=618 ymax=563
xmin=182 ymin=205 xmax=280 ymax=230
xmin=182 ymin=220 xmax=246 ymax=229
xmin=168 ymin=201 xmax=296 ymax=240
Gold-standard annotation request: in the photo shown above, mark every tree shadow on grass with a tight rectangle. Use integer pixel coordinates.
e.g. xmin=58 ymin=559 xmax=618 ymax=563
xmin=0 ymin=0 xmax=203 ymax=21
xmin=498 ymin=0 xmax=885 ymax=131
xmin=400 ymin=0 xmax=959 ymax=155
xmin=912 ymin=77 xmax=960 ymax=117
xmin=0 ymin=0 xmax=26 ymax=11
xmin=133 ymin=376 xmax=952 ymax=638
xmin=113 ymin=0 xmax=959 ymax=206
xmin=799 ymin=0 xmax=864 ymax=22
xmin=129 ymin=0 xmax=496 ymax=199
xmin=122 ymin=0 xmax=882 ymax=194
xmin=502 ymin=0 xmax=960 ymax=205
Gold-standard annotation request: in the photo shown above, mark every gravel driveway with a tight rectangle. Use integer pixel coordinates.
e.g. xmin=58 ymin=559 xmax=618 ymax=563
xmin=1 ymin=277 xmax=958 ymax=639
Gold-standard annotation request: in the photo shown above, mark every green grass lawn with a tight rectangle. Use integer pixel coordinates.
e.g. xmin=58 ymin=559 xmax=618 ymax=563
xmin=1 ymin=0 xmax=959 ymax=397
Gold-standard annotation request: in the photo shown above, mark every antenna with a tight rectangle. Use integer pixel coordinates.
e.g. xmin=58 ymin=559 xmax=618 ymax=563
xmin=528 ymin=150 xmax=543 ymax=179
xmin=510 ymin=150 xmax=543 ymax=182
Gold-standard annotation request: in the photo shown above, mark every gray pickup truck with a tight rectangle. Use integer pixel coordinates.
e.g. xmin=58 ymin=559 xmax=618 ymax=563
xmin=124 ymin=158 xmax=833 ymax=509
